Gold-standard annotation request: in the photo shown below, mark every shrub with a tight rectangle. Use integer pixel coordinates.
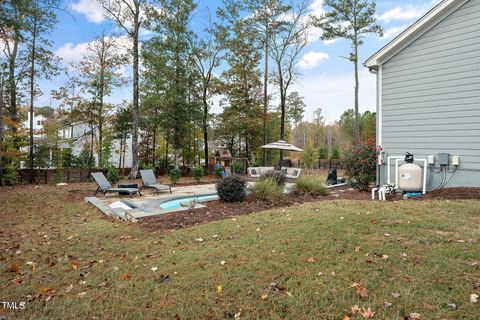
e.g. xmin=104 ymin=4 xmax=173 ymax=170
xmin=344 ymin=141 xmax=378 ymax=191
xmin=106 ymin=165 xmax=119 ymax=185
xmin=216 ymin=174 xmax=247 ymax=203
xmin=251 ymin=178 xmax=287 ymax=203
xmin=169 ymin=168 xmax=182 ymax=184
xmin=260 ymin=170 xmax=286 ymax=186
xmin=231 ymin=160 xmax=246 ymax=174
xmin=294 ymin=175 xmax=329 ymax=196
xmin=191 ymin=166 xmax=204 ymax=183
xmin=251 ymin=159 xmax=262 ymax=167
xmin=301 ymin=143 xmax=317 ymax=169
xmin=331 ymin=148 xmax=341 ymax=160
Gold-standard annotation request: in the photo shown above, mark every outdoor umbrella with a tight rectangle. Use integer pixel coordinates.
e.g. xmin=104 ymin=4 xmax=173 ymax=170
xmin=260 ymin=140 xmax=303 ymax=152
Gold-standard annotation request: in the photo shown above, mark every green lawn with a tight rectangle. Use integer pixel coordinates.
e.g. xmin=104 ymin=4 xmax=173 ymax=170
xmin=1 ymin=184 xmax=479 ymax=319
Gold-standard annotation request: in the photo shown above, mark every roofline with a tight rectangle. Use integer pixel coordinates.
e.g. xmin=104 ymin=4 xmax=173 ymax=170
xmin=364 ymin=0 xmax=469 ymax=68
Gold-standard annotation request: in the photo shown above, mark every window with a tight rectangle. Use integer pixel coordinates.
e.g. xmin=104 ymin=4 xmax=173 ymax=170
xmin=37 ymin=120 xmax=42 ymax=126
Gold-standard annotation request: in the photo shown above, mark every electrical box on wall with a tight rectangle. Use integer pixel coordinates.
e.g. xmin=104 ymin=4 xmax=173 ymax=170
xmin=438 ymin=153 xmax=450 ymax=166
xmin=452 ymin=155 xmax=460 ymax=166
xmin=428 ymin=155 xmax=435 ymax=165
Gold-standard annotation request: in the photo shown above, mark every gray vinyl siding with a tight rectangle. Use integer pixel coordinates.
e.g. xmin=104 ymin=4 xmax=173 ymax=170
xmin=380 ymin=0 xmax=480 ymax=188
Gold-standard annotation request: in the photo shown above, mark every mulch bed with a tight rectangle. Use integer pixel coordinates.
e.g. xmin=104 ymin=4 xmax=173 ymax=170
xmin=422 ymin=187 xmax=480 ymax=200
xmin=139 ymin=187 xmax=371 ymax=232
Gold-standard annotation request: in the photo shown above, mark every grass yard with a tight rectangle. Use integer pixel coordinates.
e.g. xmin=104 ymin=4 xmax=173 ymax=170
xmin=1 ymin=184 xmax=479 ymax=319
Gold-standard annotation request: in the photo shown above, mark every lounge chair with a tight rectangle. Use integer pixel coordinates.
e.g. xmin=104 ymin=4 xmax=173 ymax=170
xmin=91 ymin=172 xmax=141 ymax=198
xmin=140 ymin=169 xmax=172 ymax=193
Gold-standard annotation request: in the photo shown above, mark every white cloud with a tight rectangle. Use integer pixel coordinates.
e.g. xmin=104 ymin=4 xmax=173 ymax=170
xmin=377 ymin=5 xmax=424 ymax=23
xmin=55 ymin=42 xmax=91 ymax=65
xmin=291 ymin=69 xmax=376 ymax=123
xmin=71 ymin=0 xmax=106 ymax=24
xmin=381 ymin=25 xmax=407 ymax=40
xmin=55 ymin=36 xmax=132 ymax=66
xmin=298 ymin=51 xmax=329 ymax=69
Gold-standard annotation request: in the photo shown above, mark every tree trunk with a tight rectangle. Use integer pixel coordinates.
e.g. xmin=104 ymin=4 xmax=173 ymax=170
xmin=0 ymin=73 xmax=4 ymax=186
xmin=29 ymin=16 xmax=37 ymax=184
xmin=118 ymin=135 xmax=123 ymax=170
xmin=354 ymin=42 xmax=360 ymax=144
xmin=88 ymin=117 xmax=94 ymax=177
xmin=262 ymin=35 xmax=269 ymax=165
xmin=278 ymin=62 xmax=286 ymax=169
xmin=152 ymin=128 xmax=156 ymax=168
xmin=165 ymin=140 xmax=169 ymax=169
xmin=98 ymin=67 xmax=104 ymax=167
xmin=129 ymin=14 xmax=140 ymax=179
xmin=202 ymin=87 xmax=209 ymax=175
xmin=8 ymin=52 xmax=17 ymax=132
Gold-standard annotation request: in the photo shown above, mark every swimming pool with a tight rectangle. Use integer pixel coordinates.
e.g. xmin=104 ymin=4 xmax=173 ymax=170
xmin=159 ymin=193 xmax=219 ymax=210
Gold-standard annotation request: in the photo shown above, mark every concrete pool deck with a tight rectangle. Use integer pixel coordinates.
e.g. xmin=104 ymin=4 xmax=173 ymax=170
xmin=86 ymin=183 xmax=219 ymax=220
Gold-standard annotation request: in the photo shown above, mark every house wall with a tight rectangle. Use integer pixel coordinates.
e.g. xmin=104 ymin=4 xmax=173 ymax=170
xmin=379 ymin=0 xmax=480 ymax=189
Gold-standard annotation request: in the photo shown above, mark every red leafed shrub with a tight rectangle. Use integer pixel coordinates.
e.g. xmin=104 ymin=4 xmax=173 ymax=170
xmin=344 ymin=140 xmax=379 ymax=191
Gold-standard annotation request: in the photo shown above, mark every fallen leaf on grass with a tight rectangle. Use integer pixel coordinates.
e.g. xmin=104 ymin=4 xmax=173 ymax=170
xmin=356 ymin=287 xmax=369 ymax=300
xmin=384 ymin=301 xmax=393 ymax=308
xmin=77 ymin=292 xmax=87 ymax=298
xmin=384 ymin=233 xmax=391 ymax=237
xmin=217 ymin=285 xmax=223 ymax=293
xmin=151 ymin=267 xmax=158 ymax=272
xmin=343 ymin=316 xmax=350 ymax=320
xmin=391 ymin=292 xmax=401 ymax=298
xmin=355 ymin=246 xmax=361 ymax=252
xmin=195 ymin=238 xmax=204 ymax=242
xmin=361 ymin=307 xmax=375 ymax=318
xmin=307 ymin=257 xmax=316 ymax=263
xmin=121 ymin=273 xmax=130 ymax=280
xmin=351 ymin=282 xmax=360 ymax=288
xmin=381 ymin=255 xmax=389 ymax=260
xmin=234 ymin=311 xmax=241 ymax=319
xmin=261 ymin=294 xmax=268 ymax=300
xmin=25 ymin=261 xmax=37 ymax=270
xmin=156 ymin=274 xmax=170 ymax=284
xmin=71 ymin=261 xmax=81 ymax=270
xmin=7 ymin=263 xmax=20 ymax=273
xmin=470 ymin=293 xmax=478 ymax=303
xmin=409 ymin=313 xmax=421 ymax=319
xmin=220 ymin=260 xmax=226 ymax=266
xmin=65 ymin=284 xmax=73 ymax=293
xmin=351 ymin=305 xmax=361 ymax=313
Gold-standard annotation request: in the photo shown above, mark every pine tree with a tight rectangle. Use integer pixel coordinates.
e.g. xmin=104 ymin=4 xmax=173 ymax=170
xmin=312 ymin=0 xmax=383 ymax=143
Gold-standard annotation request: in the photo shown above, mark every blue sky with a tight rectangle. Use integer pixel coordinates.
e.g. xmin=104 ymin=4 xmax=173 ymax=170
xmin=39 ymin=0 xmax=441 ymax=123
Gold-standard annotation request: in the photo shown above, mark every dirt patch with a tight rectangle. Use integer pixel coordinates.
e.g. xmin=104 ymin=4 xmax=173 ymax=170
xmin=139 ymin=187 xmax=370 ymax=232
xmin=423 ymin=187 xmax=480 ymax=200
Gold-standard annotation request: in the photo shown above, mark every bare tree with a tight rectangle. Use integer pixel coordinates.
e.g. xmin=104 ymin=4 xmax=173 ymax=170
xmin=269 ymin=0 xmax=310 ymax=167
xmin=74 ymin=32 xmax=127 ymax=166
xmin=313 ymin=0 xmax=383 ymax=143
xmin=26 ymin=0 xmax=61 ymax=184
xmin=99 ymin=0 xmax=149 ymax=178
xmin=190 ymin=10 xmax=226 ymax=175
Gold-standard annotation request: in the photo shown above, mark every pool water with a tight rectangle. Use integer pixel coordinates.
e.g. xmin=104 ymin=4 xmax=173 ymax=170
xmin=159 ymin=194 xmax=219 ymax=210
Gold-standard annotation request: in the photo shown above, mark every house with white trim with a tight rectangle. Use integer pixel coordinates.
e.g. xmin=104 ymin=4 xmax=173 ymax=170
xmin=365 ymin=0 xmax=480 ymax=189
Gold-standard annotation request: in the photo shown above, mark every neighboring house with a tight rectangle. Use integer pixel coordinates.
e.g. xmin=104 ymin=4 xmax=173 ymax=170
xmin=22 ymin=112 xmax=46 ymax=139
xmin=21 ymin=115 xmax=133 ymax=169
xmin=61 ymin=121 xmax=133 ymax=168
xmin=365 ymin=0 xmax=480 ymax=189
